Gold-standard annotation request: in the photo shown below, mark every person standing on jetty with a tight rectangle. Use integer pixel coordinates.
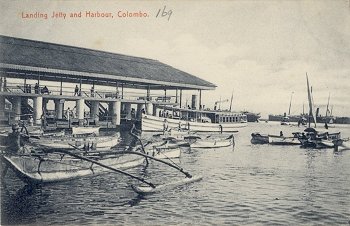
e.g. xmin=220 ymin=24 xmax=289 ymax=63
xmin=74 ymin=85 xmax=79 ymax=96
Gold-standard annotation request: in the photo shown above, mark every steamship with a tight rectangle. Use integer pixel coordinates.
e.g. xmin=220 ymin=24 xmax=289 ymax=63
xmin=141 ymin=95 xmax=247 ymax=132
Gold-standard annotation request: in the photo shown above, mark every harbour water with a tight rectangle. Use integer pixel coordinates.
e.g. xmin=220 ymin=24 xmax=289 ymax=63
xmin=1 ymin=122 xmax=350 ymax=225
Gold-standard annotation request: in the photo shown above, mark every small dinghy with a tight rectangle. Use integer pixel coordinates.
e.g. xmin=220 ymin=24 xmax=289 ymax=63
xmin=190 ymin=134 xmax=234 ymax=148
xmin=131 ymin=175 xmax=203 ymax=195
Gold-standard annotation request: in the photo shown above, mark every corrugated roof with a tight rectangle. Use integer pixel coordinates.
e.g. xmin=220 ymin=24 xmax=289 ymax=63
xmin=0 ymin=35 xmax=216 ymax=90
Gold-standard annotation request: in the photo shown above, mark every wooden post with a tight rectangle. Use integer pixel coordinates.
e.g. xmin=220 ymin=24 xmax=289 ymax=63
xmin=60 ymin=77 xmax=63 ymax=95
xmin=24 ymin=77 xmax=27 ymax=92
xmin=115 ymin=81 xmax=119 ymax=98
xmin=79 ymin=77 xmax=82 ymax=96
xmin=147 ymin=85 xmax=150 ymax=101
xmin=121 ymin=84 xmax=124 ymax=99
xmin=180 ymin=89 xmax=182 ymax=108
xmin=199 ymin=89 xmax=202 ymax=110
xmin=175 ymin=88 xmax=178 ymax=103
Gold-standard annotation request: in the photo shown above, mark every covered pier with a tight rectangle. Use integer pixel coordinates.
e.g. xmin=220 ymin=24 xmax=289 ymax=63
xmin=0 ymin=35 xmax=215 ymax=129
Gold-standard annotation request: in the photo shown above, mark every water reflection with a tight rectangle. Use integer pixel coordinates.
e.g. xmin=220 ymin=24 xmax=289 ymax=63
xmin=1 ymin=182 xmax=45 ymax=225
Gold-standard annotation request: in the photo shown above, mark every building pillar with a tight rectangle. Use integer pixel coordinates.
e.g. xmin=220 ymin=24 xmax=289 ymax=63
xmin=124 ymin=103 xmax=132 ymax=120
xmin=90 ymin=101 xmax=99 ymax=123
xmin=54 ymin=99 xmax=64 ymax=119
xmin=0 ymin=95 xmax=6 ymax=124
xmin=176 ymin=89 xmax=178 ymax=103
xmin=43 ymin=99 xmax=49 ymax=113
xmin=136 ymin=103 xmax=145 ymax=119
xmin=153 ymin=104 xmax=157 ymax=116
xmin=111 ymin=101 xmax=121 ymax=126
xmin=76 ymin=98 xmax=84 ymax=126
xmin=146 ymin=103 xmax=153 ymax=115
xmin=108 ymin=102 xmax=113 ymax=122
xmin=33 ymin=96 xmax=43 ymax=125
xmin=199 ymin=90 xmax=202 ymax=110
xmin=180 ymin=89 xmax=183 ymax=108
xmin=12 ymin=97 xmax=21 ymax=122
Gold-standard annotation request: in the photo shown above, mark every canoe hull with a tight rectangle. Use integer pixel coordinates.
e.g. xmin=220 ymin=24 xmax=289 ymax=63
xmin=2 ymin=153 xmax=145 ymax=184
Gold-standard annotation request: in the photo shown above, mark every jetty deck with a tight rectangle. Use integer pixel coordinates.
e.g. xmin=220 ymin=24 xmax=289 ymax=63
xmin=0 ymin=35 xmax=215 ymax=128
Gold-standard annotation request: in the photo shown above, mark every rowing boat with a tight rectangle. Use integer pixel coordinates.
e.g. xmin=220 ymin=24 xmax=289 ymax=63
xmin=31 ymin=133 xmax=120 ymax=151
xmin=190 ymin=134 xmax=234 ymax=148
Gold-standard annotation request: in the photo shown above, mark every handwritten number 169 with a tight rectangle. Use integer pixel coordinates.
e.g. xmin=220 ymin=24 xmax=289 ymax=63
xmin=156 ymin=6 xmax=172 ymax=21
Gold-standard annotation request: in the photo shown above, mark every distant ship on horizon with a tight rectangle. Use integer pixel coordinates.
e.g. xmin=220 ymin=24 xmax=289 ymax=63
xmin=242 ymin=111 xmax=261 ymax=122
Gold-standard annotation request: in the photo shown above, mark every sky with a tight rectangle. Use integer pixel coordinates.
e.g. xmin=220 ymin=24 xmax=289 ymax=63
xmin=1 ymin=0 xmax=349 ymax=118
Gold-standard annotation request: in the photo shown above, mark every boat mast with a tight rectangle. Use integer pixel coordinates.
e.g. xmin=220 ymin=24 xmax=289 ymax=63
xmin=325 ymin=92 xmax=330 ymax=118
xmin=229 ymin=90 xmax=234 ymax=112
xmin=306 ymin=73 xmax=317 ymax=128
xmin=303 ymin=103 xmax=305 ymax=115
xmin=288 ymin=92 xmax=294 ymax=115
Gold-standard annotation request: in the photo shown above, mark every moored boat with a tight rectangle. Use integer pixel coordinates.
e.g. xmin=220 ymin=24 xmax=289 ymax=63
xmin=251 ymin=132 xmax=269 ymax=144
xmin=31 ymin=133 xmax=120 ymax=151
xmin=71 ymin=126 xmax=100 ymax=135
xmin=142 ymin=113 xmax=246 ymax=132
xmin=333 ymin=138 xmax=350 ymax=152
xmin=243 ymin=111 xmax=261 ymax=122
xmin=268 ymin=135 xmax=300 ymax=145
xmin=190 ymin=134 xmax=234 ymax=148
xmin=146 ymin=146 xmax=181 ymax=159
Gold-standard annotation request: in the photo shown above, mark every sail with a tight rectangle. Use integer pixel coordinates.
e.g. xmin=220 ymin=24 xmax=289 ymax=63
xmin=306 ymin=74 xmax=317 ymax=127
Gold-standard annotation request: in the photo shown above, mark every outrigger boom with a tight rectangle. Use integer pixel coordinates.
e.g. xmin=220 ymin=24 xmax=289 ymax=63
xmin=44 ymin=147 xmax=202 ymax=194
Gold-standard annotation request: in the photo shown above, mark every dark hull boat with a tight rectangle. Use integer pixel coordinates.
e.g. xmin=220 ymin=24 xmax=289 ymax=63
xmin=251 ymin=133 xmax=269 ymax=144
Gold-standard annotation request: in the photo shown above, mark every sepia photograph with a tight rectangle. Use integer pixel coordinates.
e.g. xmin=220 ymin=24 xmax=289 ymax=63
xmin=0 ymin=0 xmax=349 ymax=225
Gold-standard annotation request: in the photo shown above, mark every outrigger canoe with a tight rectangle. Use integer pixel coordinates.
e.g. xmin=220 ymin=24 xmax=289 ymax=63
xmin=2 ymin=152 xmax=145 ymax=184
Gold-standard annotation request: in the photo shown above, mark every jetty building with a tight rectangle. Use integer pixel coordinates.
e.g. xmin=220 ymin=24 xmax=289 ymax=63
xmin=0 ymin=35 xmax=216 ymax=128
